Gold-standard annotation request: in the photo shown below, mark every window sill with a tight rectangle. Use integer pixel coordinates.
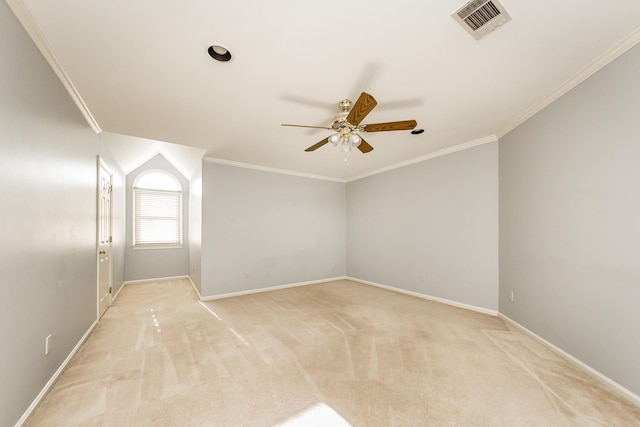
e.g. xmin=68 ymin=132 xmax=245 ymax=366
xmin=132 ymin=244 xmax=183 ymax=250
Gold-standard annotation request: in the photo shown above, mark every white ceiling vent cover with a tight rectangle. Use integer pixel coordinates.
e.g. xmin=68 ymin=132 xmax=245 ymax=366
xmin=453 ymin=0 xmax=512 ymax=40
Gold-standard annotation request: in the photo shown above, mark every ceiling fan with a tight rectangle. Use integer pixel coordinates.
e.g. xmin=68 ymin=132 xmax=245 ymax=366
xmin=282 ymin=92 xmax=417 ymax=160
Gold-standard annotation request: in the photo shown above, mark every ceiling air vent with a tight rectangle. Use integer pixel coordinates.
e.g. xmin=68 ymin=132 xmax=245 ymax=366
xmin=452 ymin=0 xmax=511 ymax=40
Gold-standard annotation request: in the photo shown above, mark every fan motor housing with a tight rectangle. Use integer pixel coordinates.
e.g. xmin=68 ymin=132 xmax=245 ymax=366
xmin=331 ymin=111 xmax=349 ymax=130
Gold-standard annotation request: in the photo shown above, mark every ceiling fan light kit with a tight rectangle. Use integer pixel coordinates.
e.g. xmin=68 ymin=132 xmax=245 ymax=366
xmin=282 ymin=92 xmax=417 ymax=162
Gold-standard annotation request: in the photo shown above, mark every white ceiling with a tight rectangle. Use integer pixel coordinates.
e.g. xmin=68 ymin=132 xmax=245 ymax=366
xmin=12 ymin=0 xmax=640 ymax=180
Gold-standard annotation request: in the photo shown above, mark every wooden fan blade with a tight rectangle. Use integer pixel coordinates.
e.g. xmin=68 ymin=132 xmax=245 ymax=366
xmin=305 ymin=137 xmax=330 ymax=152
xmin=346 ymin=92 xmax=377 ymax=126
xmin=357 ymin=138 xmax=374 ymax=153
xmin=362 ymin=120 xmax=417 ymax=132
xmin=282 ymin=124 xmax=333 ymax=130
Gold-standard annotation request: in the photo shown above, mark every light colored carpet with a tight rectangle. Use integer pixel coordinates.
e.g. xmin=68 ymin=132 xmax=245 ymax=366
xmin=25 ymin=278 xmax=640 ymax=426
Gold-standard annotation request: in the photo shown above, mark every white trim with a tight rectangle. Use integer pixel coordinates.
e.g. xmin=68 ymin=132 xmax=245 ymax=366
xmin=114 ymin=275 xmax=199 ymax=301
xmin=498 ymin=26 xmax=640 ymax=138
xmin=347 ymin=276 xmax=498 ymax=316
xmin=133 ymin=169 xmax=181 ymax=191
xmin=203 ymin=157 xmax=346 ymax=183
xmin=498 ymin=313 xmax=640 ymax=407
xmin=346 ymin=135 xmax=499 ymax=182
xmin=111 ymin=281 xmax=126 ymax=302
xmin=200 ymin=276 xmax=498 ymax=316
xmin=186 ymin=275 xmax=202 ymax=300
xmin=15 ymin=320 xmax=98 ymax=427
xmin=122 ymin=275 xmax=192 ymax=286
xmin=96 ymin=156 xmax=114 ymax=319
xmin=203 ymin=136 xmax=498 ymax=184
xmin=6 ymin=0 xmax=102 ymax=134
xmin=200 ymin=276 xmax=348 ymax=301
xmin=131 ymin=244 xmax=183 ymax=250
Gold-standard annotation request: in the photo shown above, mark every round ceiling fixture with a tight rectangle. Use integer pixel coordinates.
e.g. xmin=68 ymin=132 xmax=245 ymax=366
xmin=208 ymin=44 xmax=232 ymax=62
xmin=411 ymin=129 xmax=424 ymax=135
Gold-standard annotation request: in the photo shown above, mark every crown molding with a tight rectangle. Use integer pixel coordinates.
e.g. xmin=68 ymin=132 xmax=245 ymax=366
xmin=204 ymin=135 xmax=498 ymax=184
xmin=498 ymin=25 xmax=640 ymax=138
xmin=6 ymin=0 xmax=102 ymax=134
xmin=203 ymin=157 xmax=347 ymax=183
xmin=346 ymin=134 xmax=498 ymax=182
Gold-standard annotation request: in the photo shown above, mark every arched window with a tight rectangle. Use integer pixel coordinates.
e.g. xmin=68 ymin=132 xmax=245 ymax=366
xmin=133 ymin=170 xmax=182 ymax=248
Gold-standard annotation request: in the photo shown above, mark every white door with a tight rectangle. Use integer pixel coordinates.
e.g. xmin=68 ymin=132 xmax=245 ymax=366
xmin=98 ymin=161 xmax=113 ymax=318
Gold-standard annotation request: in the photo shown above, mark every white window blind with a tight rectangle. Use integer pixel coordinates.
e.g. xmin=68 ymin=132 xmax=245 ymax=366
xmin=133 ymin=188 xmax=182 ymax=246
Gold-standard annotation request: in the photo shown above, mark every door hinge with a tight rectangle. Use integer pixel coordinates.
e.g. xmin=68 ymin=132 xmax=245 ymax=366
xmin=109 ymin=236 xmax=113 ymax=243
xmin=109 ymin=286 xmax=113 ymax=294
xmin=109 ymin=185 xmax=113 ymax=193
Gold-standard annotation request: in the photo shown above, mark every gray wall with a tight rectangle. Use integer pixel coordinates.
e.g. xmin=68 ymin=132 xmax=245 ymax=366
xmin=189 ymin=162 xmax=203 ymax=293
xmin=201 ymin=162 xmax=346 ymax=296
xmin=347 ymin=143 xmax=499 ymax=310
xmin=98 ymin=140 xmax=126 ymax=295
xmin=0 ymin=3 xmax=99 ymax=425
xmin=499 ymin=44 xmax=640 ymax=395
xmin=125 ymin=154 xmax=190 ymax=281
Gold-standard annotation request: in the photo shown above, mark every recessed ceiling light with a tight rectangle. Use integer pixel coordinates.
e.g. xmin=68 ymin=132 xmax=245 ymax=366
xmin=208 ymin=44 xmax=232 ymax=62
xmin=411 ymin=129 xmax=424 ymax=135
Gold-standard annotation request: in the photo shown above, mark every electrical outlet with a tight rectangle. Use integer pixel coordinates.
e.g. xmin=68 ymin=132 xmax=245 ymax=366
xmin=509 ymin=291 xmax=514 ymax=302
xmin=45 ymin=334 xmax=52 ymax=355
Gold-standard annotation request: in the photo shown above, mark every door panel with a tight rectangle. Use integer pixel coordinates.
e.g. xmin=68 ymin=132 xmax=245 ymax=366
xmin=98 ymin=161 xmax=112 ymax=318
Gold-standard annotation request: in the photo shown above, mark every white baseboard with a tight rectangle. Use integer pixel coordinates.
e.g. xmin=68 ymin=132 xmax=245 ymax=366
xmin=186 ymin=275 xmax=202 ymax=300
xmin=200 ymin=276 xmax=348 ymax=301
xmin=121 ymin=275 xmax=202 ymax=300
xmin=116 ymin=276 xmax=196 ymax=304
xmin=347 ymin=276 xmax=498 ymax=316
xmin=199 ymin=276 xmax=498 ymax=318
xmin=122 ymin=275 xmax=191 ymax=286
xmin=498 ymin=313 xmax=640 ymax=408
xmin=15 ymin=319 xmax=98 ymax=427
xmin=111 ymin=281 xmax=126 ymax=303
